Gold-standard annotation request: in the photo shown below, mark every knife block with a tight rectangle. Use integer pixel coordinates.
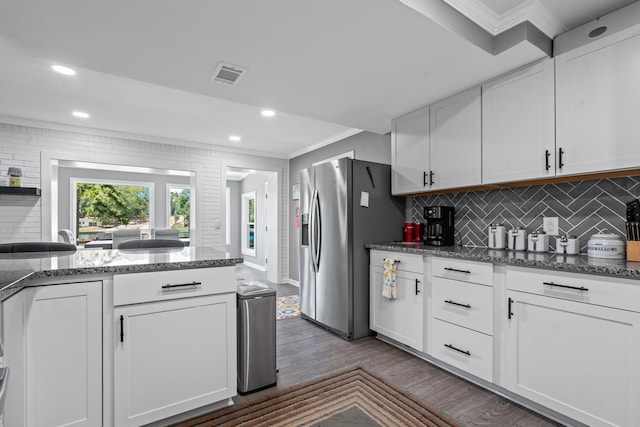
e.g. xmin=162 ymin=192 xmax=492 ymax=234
xmin=628 ymin=241 xmax=640 ymax=262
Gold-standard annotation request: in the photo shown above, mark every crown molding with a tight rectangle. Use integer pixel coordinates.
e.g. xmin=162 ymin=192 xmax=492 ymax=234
xmin=443 ymin=0 xmax=566 ymax=38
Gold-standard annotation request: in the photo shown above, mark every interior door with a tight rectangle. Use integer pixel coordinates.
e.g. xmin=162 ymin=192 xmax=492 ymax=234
xmin=315 ymin=159 xmax=350 ymax=335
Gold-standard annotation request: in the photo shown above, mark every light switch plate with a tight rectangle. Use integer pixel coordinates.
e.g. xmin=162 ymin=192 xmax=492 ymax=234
xmin=543 ymin=216 xmax=559 ymax=236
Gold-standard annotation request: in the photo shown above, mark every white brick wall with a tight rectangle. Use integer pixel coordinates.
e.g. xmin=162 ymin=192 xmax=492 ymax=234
xmin=0 ymin=122 xmax=290 ymax=279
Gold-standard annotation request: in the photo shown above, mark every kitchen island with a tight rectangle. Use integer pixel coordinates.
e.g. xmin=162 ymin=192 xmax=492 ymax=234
xmin=1 ymin=247 xmax=243 ymax=427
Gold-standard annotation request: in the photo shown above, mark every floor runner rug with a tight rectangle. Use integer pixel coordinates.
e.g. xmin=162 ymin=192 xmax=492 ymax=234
xmin=276 ymin=294 xmax=300 ymax=320
xmin=180 ymin=365 xmax=460 ymax=427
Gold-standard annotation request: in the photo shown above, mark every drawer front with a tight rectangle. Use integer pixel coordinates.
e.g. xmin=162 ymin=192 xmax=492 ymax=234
xmin=114 ymin=267 xmax=236 ymax=306
xmin=431 ymin=257 xmax=493 ymax=286
xmin=431 ymin=319 xmax=493 ymax=382
xmin=506 ymin=267 xmax=640 ymax=312
xmin=370 ymin=250 xmax=423 ymax=274
xmin=432 ymin=277 xmax=493 ymax=335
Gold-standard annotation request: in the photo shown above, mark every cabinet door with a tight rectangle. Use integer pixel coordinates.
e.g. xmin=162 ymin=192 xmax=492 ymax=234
xmin=506 ymin=291 xmax=640 ymax=427
xmin=369 ymin=266 xmax=424 ymax=351
xmin=556 ymin=32 xmax=640 ymax=175
xmin=482 ymin=59 xmax=555 ymax=183
xmin=3 ymin=282 xmax=103 ymax=427
xmin=114 ymin=293 xmax=236 ymax=426
xmin=391 ymin=106 xmax=430 ymax=195
xmin=430 ymin=87 xmax=482 ymax=190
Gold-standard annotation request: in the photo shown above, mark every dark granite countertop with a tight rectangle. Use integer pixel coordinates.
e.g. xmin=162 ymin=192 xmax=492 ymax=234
xmin=0 ymin=247 xmax=243 ymax=301
xmin=366 ymin=242 xmax=640 ymax=280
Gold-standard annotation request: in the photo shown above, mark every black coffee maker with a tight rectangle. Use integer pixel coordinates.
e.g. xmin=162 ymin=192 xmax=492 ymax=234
xmin=424 ymin=206 xmax=455 ymax=246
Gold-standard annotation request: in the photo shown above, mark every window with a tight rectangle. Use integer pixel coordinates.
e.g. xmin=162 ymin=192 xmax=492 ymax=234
xmin=241 ymin=191 xmax=256 ymax=256
xmin=226 ymin=187 xmax=231 ymax=245
xmin=167 ymin=185 xmax=191 ymax=238
xmin=72 ymin=179 xmax=153 ymax=244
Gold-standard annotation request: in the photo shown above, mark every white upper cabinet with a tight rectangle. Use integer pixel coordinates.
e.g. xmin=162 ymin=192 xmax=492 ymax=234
xmin=391 ymin=106 xmax=430 ymax=195
xmin=482 ymin=59 xmax=555 ymax=184
xmin=556 ymin=26 xmax=640 ymax=176
xmin=430 ymin=87 xmax=482 ymax=190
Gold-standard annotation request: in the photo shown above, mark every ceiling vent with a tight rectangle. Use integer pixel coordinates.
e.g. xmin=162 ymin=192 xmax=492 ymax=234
xmin=210 ymin=62 xmax=248 ymax=86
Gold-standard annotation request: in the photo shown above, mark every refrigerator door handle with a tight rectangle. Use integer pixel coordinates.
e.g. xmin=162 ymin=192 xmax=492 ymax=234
xmin=310 ymin=189 xmax=319 ymax=272
xmin=314 ymin=190 xmax=322 ymax=270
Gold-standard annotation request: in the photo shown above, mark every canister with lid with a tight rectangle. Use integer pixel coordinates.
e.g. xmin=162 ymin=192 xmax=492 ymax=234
xmin=488 ymin=224 xmax=506 ymax=249
xmin=507 ymin=227 xmax=527 ymax=251
xmin=556 ymin=235 xmax=580 ymax=255
xmin=527 ymin=230 xmax=549 ymax=252
xmin=587 ymin=231 xmax=625 ymax=259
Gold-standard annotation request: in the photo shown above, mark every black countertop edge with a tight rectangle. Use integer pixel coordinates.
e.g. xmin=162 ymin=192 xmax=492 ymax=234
xmin=366 ymin=243 xmax=640 ymax=280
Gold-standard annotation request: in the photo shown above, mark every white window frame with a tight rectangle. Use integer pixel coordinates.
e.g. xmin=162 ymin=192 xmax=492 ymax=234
xmin=241 ymin=191 xmax=256 ymax=257
xmin=71 ymin=178 xmax=155 ymax=238
xmin=166 ymin=183 xmax=191 ymax=237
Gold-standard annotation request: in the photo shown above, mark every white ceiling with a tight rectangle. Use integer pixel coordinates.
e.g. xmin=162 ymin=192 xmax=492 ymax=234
xmin=0 ymin=0 xmax=633 ymax=158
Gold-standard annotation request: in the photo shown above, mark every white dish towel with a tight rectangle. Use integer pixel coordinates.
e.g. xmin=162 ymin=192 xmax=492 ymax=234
xmin=382 ymin=258 xmax=397 ymax=299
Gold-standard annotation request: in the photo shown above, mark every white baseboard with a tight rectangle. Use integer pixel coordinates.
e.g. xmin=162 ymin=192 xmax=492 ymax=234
xmin=284 ymin=278 xmax=300 ymax=287
xmin=242 ymin=261 xmax=266 ymax=271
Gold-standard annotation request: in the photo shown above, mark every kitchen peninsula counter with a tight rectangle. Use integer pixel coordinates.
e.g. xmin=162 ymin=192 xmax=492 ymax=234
xmin=0 ymin=246 xmax=243 ymax=301
xmin=366 ymin=242 xmax=640 ymax=280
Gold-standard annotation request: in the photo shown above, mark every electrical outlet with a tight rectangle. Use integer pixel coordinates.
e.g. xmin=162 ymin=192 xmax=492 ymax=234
xmin=543 ymin=216 xmax=559 ymax=236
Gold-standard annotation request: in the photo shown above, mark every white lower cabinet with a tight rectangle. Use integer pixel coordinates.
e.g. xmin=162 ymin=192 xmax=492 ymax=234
xmin=505 ymin=269 xmax=640 ymax=427
xmin=2 ymin=281 xmax=103 ymax=427
xmin=114 ymin=294 xmax=236 ymax=425
xmin=369 ymin=251 xmax=424 ymax=351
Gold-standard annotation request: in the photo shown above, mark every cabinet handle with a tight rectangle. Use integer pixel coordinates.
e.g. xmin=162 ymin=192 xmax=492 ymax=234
xmin=558 ymin=147 xmax=564 ymax=169
xmin=508 ymin=297 xmax=513 ymax=320
xmin=161 ymin=281 xmax=202 ymax=290
xmin=545 ymin=149 xmax=551 ymax=171
xmin=444 ymin=343 xmax=471 ymax=356
xmin=429 ymin=170 xmax=435 ymax=186
xmin=423 ymin=171 xmax=428 ymax=187
xmin=444 ymin=267 xmax=471 ymax=274
xmin=384 ymin=259 xmax=400 ymax=264
xmin=542 ymin=281 xmax=588 ymax=292
xmin=120 ymin=315 xmax=124 ymax=343
xmin=415 ymin=278 xmax=421 ymax=295
xmin=444 ymin=299 xmax=471 ymax=309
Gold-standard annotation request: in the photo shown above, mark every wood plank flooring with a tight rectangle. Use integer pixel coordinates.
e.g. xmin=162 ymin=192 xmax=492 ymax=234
xmin=237 ymin=317 xmax=562 ymax=426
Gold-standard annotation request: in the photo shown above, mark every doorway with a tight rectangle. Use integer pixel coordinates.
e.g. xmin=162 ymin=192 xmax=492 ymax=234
xmin=225 ymin=167 xmax=279 ymax=284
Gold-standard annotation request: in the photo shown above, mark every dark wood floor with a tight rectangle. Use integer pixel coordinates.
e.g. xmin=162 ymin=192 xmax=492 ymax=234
xmin=233 ymin=264 xmax=561 ymax=426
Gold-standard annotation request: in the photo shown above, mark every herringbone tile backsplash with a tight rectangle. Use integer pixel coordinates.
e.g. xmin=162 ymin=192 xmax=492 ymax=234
xmin=412 ymin=176 xmax=639 ymax=251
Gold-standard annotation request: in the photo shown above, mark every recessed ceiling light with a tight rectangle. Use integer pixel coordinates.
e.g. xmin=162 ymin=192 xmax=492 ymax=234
xmin=72 ymin=111 xmax=90 ymax=119
xmin=229 ymin=135 xmax=241 ymax=142
xmin=52 ymin=65 xmax=76 ymax=76
xmin=261 ymin=109 xmax=276 ymax=117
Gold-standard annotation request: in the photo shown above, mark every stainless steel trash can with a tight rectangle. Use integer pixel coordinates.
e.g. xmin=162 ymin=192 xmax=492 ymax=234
xmin=237 ymin=282 xmax=277 ymax=394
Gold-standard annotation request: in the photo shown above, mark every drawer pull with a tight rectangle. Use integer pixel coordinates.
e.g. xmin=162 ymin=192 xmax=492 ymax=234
xmin=444 ymin=299 xmax=471 ymax=309
xmin=444 ymin=343 xmax=471 ymax=356
xmin=444 ymin=267 xmax=471 ymax=274
xmin=120 ymin=315 xmax=124 ymax=343
xmin=542 ymin=281 xmax=588 ymax=292
xmin=162 ymin=281 xmax=202 ymax=290
xmin=383 ymin=259 xmax=400 ymax=264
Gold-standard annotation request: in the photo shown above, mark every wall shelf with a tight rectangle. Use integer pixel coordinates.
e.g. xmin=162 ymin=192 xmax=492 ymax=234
xmin=0 ymin=186 xmax=41 ymax=196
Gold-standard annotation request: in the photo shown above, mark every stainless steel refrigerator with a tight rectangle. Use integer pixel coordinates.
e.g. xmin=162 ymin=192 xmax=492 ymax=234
xmin=299 ymin=158 xmax=404 ymax=340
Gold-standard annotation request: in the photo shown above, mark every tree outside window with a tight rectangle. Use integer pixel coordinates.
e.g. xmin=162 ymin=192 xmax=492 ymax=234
xmin=169 ymin=187 xmax=190 ymax=238
xmin=75 ymin=182 xmax=151 ymax=243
